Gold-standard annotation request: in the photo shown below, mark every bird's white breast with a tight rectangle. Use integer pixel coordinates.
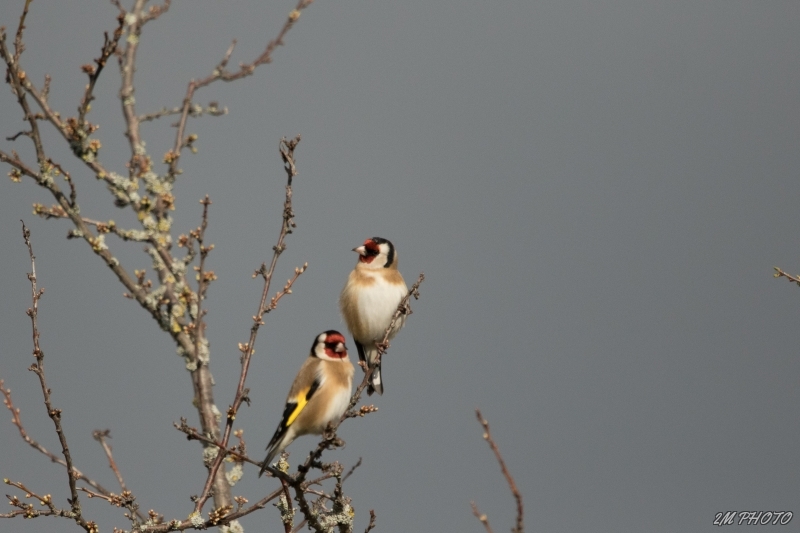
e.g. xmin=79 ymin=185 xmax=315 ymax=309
xmin=323 ymin=380 xmax=353 ymax=427
xmin=356 ymin=275 xmax=407 ymax=341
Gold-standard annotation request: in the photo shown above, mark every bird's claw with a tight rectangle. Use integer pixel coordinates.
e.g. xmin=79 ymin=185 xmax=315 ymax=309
xmin=375 ymin=340 xmax=390 ymax=353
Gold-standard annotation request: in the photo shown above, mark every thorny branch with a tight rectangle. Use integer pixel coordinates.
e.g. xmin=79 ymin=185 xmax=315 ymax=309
xmin=473 ymin=410 xmax=524 ymax=533
xmin=19 ymin=223 xmax=91 ymax=531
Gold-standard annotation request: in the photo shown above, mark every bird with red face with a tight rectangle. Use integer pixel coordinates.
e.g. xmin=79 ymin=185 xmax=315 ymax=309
xmin=340 ymin=237 xmax=407 ymax=395
xmin=259 ymin=330 xmax=354 ymax=476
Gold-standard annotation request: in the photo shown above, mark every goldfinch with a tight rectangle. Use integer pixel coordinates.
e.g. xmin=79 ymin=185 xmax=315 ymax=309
xmin=258 ymin=330 xmax=354 ymax=476
xmin=339 ymin=237 xmax=407 ymax=396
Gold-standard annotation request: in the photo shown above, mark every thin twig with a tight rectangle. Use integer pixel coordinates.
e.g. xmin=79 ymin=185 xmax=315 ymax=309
xmin=77 ymin=16 xmax=124 ymax=135
xmin=773 ymin=267 xmax=800 ymax=286
xmin=138 ymin=102 xmax=226 ymax=123
xmin=166 ymin=0 xmax=313 ymax=181
xmin=134 ymin=488 xmax=283 ymax=533
xmin=0 ymin=381 xmax=105 ymax=493
xmin=193 ymin=137 xmax=305 ymax=514
xmin=364 ymin=509 xmax=377 ymax=533
xmin=260 ymin=273 xmax=425 ymax=532
xmin=342 ymin=458 xmax=362 ymax=482
xmin=470 ymin=502 xmax=495 ymax=533
xmin=20 ymin=222 xmax=91 ymax=531
xmin=475 ymin=409 xmax=524 ymax=533
xmin=1 ymin=478 xmax=71 ymax=520
xmin=191 ymin=195 xmax=213 ymax=368
xmin=344 ymin=274 xmax=424 ymax=414
xmin=92 ymin=429 xmax=128 ymax=491
xmin=13 ymin=0 xmax=33 ymax=64
xmin=292 ymin=274 xmax=425 ymax=474
xmin=117 ymin=0 xmax=148 ymax=176
xmin=174 ymin=418 xmax=262 ymax=468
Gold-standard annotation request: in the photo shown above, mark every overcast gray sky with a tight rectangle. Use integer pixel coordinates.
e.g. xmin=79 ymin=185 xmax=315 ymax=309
xmin=2 ymin=1 xmax=800 ymax=532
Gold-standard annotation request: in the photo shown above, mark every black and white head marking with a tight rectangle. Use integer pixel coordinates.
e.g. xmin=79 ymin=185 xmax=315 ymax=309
xmin=313 ymin=330 xmax=348 ymax=361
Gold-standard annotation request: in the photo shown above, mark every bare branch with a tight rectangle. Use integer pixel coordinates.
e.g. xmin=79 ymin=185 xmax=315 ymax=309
xmin=166 ymin=0 xmax=313 ymax=180
xmin=0 ymin=380 xmax=125 ymax=502
xmin=474 ymin=409 xmax=524 ymax=533
xmin=342 ymin=458 xmax=362 ymax=482
xmin=0 ymin=26 xmax=47 ymax=166
xmin=175 ymin=418 xmax=261 ymax=469
xmin=193 ymin=136 xmax=305 ymax=514
xmin=20 ymin=222 xmax=91 ymax=531
xmin=470 ymin=501 xmax=495 ymax=533
xmin=117 ymin=0 xmax=149 ymax=174
xmin=92 ymin=429 xmax=127 ymax=492
xmin=256 ymin=273 xmax=425 ymax=531
xmin=77 ymin=16 xmax=124 ymax=133
xmin=138 ymin=102 xmax=227 ymax=123
xmin=13 ymin=0 xmax=33 ymax=64
xmin=345 ymin=273 xmax=425 ymax=414
xmin=364 ymin=509 xmax=377 ymax=533
xmin=134 ymin=488 xmax=283 ymax=533
xmin=1 ymin=478 xmax=72 ymax=520
xmin=773 ymin=266 xmax=800 ymax=286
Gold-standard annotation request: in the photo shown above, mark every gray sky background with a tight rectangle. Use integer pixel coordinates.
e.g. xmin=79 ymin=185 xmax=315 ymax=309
xmin=1 ymin=1 xmax=800 ymax=532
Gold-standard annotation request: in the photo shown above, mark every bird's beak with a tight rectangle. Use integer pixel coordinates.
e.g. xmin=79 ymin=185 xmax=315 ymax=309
xmin=335 ymin=342 xmax=346 ymax=353
xmin=353 ymin=245 xmax=366 ymax=255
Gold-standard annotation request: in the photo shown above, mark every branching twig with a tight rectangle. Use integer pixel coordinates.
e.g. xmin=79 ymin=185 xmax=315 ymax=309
xmin=0 ymin=380 xmax=111 ymax=495
xmin=131 ymin=487 xmax=283 ymax=533
xmin=78 ymin=485 xmax=141 ymax=527
xmin=193 ymin=136 xmax=305 ymax=514
xmin=474 ymin=409 xmax=524 ymax=533
xmin=20 ymin=222 xmax=91 ymax=531
xmin=77 ymin=16 xmax=124 ymax=134
xmin=262 ymin=274 xmax=425 ymax=532
xmin=166 ymin=0 xmax=313 ymax=181
xmin=175 ymin=418 xmax=262 ymax=469
xmin=293 ymin=274 xmax=425 ymax=476
xmin=1 ymin=478 xmax=71 ymax=520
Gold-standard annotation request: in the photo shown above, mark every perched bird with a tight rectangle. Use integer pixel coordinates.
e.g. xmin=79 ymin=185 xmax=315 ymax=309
xmin=340 ymin=237 xmax=407 ymax=395
xmin=259 ymin=330 xmax=354 ymax=477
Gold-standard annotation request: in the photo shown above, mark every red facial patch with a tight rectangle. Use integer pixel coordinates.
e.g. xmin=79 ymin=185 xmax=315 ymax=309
xmin=359 ymin=254 xmax=376 ymax=264
xmin=364 ymin=239 xmax=380 ymax=253
xmin=326 ymin=332 xmax=346 ymax=345
xmin=324 ymin=333 xmax=348 ymax=359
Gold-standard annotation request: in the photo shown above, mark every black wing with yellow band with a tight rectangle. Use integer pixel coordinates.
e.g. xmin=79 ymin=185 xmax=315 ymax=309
xmin=266 ymin=378 xmax=321 ymax=450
